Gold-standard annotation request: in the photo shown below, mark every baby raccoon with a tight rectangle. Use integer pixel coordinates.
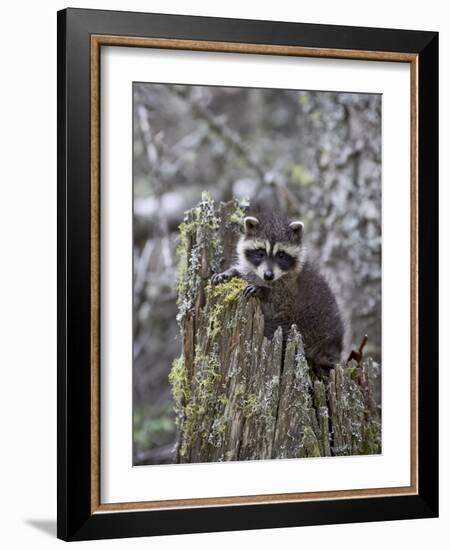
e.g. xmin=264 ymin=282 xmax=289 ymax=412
xmin=211 ymin=211 xmax=344 ymax=369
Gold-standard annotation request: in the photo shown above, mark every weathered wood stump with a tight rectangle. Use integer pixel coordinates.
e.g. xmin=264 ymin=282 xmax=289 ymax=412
xmin=170 ymin=193 xmax=381 ymax=463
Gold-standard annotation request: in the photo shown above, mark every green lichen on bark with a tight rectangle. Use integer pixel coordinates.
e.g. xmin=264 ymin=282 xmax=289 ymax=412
xmin=360 ymin=419 xmax=382 ymax=455
xmin=273 ymin=326 xmax=323 ymax=459
xmin=177 ymin=347 xmax=222 ymax=459
xmin=168 ymin=355 xmax=190 ymax=423
xmin=242 ymin=393 xmax=259 ymax=418
xmin=175 ymin=191 xmax=222 ymax=324
xmin=205 ymin=278 xmax=247 ymax=338
xmin=300 ymin=426 xmax=322 ymax=457
xmin=327 ymin=360 xmax=382 ymax=456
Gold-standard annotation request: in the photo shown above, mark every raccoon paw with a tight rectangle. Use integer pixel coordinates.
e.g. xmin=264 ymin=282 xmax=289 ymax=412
xmin=243 ymin=284 xmax=261 ymax=298
xmin=211 ymin=272 xmax=230 ymax=285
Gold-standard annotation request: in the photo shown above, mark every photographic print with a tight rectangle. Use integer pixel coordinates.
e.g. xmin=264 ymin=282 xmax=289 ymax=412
xmin=133 ymin=83 xmax=382 ymax=466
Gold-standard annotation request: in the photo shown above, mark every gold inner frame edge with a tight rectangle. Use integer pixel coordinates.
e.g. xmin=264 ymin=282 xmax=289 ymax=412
xmin=90 ymin=35 xmax=419 ymax=514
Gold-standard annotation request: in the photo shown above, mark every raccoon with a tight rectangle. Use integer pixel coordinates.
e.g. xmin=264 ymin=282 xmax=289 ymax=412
xmin=211 ymin=210 xmax=344 ymax=369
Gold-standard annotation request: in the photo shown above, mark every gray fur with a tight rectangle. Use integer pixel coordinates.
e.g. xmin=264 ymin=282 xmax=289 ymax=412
xmin=212 ymin=210 xmax=344 ymax=369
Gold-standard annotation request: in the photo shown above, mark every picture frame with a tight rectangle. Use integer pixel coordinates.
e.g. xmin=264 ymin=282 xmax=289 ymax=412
xmin=57 ymin=7 xmax=438 ymax=541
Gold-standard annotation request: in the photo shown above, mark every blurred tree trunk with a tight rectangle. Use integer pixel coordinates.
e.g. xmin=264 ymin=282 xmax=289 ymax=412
xmin=171 ymin=195 xmax=381 ymax=463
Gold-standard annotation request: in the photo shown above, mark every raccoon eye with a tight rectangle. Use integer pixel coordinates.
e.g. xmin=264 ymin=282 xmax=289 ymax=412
xmin=276 ymin=251 xmax=287 ymax=260
xmin=255 ymin=248 xmax=266 ymax=258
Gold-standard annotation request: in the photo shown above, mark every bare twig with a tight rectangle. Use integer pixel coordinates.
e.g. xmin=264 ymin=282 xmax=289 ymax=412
xmin=166 ymin=85 xmax=302 ymax=212
xmin=167 ymin=85 xmax=266 ymax=181
xmin=135 ymin=94 xmax=174 ymax=271
xmin=347 ymin=334 xmax=368 ymax=365
xmin=134 ymin=239 xmax=154 ymax=297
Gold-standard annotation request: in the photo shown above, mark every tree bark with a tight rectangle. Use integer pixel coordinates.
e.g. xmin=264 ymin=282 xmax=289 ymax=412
xmin=170 ymin=194 xmax=381 ymax=463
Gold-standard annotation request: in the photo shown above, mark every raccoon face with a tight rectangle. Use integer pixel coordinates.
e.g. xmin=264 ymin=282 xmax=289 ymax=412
xmin=236 ymin=216 xmax=305 ymax=282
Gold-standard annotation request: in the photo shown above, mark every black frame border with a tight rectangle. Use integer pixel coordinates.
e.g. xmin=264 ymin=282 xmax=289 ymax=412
xmin=57 ymin=8 xmax=438 ymax=541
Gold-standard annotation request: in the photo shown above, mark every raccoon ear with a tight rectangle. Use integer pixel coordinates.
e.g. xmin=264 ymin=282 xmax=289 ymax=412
xmin=289 ymin=221 xmax=304 ymax=241
xmin=243 ymin=216 xmax=260 ymax=235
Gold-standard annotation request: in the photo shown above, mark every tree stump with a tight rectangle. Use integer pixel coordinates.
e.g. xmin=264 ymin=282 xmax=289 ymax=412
xmin=170 ymin=193 xmax=381 ymax=463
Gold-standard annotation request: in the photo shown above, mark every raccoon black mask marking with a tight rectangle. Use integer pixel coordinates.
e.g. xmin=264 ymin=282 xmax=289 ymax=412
xmin=233 ymin=214 xmax=305 ymax=283
xmin=211 ymin=210 xmax=344 ymax=369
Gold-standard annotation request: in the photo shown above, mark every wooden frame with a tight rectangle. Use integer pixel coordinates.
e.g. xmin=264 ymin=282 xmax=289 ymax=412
xmin=58 ymin=7 xmax=438 ymax=541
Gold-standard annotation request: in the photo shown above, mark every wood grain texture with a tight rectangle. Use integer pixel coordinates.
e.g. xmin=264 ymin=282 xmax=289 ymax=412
xmin=410 ymin=56 xmax=419 ymax=493
xmin=92 ymin=35 xmax=417 ymax=62
xmin=90 ymin=35 xmax=101 ymax=513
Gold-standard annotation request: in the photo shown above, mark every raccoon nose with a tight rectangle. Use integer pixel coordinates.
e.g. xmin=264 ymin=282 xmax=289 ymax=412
xmin=264 ymin=270 xmax=274 ymax=281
